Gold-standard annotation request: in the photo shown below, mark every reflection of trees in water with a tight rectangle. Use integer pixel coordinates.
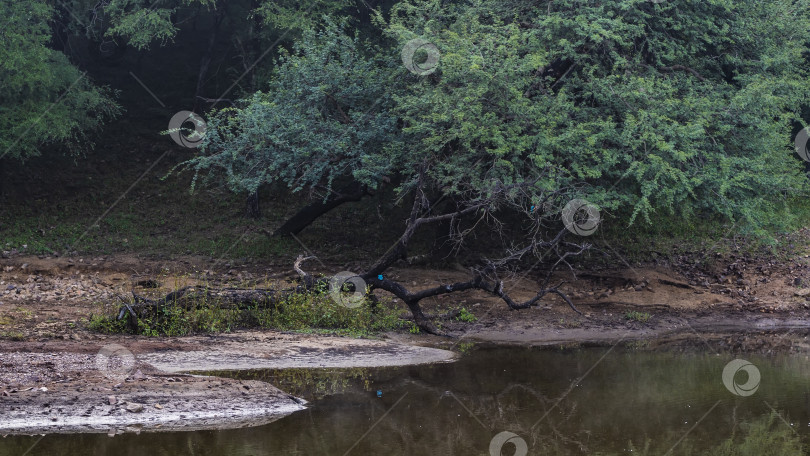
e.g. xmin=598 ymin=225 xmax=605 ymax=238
xmin=623 ymin=411 xmax=804 ymax=456
xmin=192 ymin=355 xmax=810 ymax=455
xmin=308 ymin=380 xmax=806 ymax=456
xmin=257 ymin=367 xmax=373 ymax=400
xmin=19 ymin=388 xmax=803 ymax=455
xmin=433 ymin=381 xmax=589 ymax=454
xmin=316 ymin=378 xmax=591 ymax=455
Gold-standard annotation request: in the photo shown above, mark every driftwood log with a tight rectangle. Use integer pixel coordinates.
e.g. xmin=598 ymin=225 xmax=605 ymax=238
xmin=117 ymin=256 xmax=322 ymax=326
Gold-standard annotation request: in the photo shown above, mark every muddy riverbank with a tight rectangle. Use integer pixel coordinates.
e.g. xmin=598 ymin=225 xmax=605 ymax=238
xmin=2 ymin=252 xmax=810 ymax=435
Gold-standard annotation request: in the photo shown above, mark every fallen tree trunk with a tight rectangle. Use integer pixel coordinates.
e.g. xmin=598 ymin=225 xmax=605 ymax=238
xmin=117 ymin=256 xmax=321 ymax=327
xmin=118 ymin=286 xmax=300 ymax=329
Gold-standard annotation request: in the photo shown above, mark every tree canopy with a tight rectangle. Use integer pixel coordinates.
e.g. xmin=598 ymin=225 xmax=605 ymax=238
xmin=4 ymin=0 xmax=810 ymax=333
xmin=187 ymin=0 xmax=810 ymax=233
xmin=0 ymin=1 xmax=119 ymax=160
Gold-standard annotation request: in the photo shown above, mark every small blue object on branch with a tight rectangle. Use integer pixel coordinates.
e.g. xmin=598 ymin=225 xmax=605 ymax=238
xmin=376 ymin=390 xmax=383 ymax=398
xmin=378 ymin=274 xmax=384 ymax=280
xmin=530 ymin=205 xmax=535 ymax=212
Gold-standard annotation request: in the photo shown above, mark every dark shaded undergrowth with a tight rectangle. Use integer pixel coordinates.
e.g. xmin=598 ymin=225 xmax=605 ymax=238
xmin=88 ymin=290 xmax=409 ymax=337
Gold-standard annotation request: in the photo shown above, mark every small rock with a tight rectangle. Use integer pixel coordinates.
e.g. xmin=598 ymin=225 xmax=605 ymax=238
xmin=125 ymin=402 xmax=144 ymax=413
xmin=154 ymin=403 xmax=163 ymax=409
xmin=108 ymin=395 xmax=116 ymax=405
xmin=794 ymin=289 xmax=810 ymax=297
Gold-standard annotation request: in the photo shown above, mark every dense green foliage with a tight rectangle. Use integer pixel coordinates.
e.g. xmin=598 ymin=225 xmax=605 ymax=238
xmin=4 ymin=0 xmax=810 ymax=243
xmin=0 ymin=1 xmax=119 ymax=160
xmin=186 ymin=0 xmax=810 ymax=235
xmin=73 ymin=0 xmax=360 ymax=49
xmin=185 ymin=19 xmax=400 ymax=194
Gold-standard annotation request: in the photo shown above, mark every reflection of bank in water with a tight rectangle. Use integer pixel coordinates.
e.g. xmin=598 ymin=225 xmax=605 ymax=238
xmin=5 ymin=343 xmax=810 ymax=455
xmin=198 ymin=366 xmax=377 ymax=401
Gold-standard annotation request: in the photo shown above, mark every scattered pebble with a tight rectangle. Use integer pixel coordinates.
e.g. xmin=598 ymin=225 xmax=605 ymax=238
xmin=125 ymin=402 xmax=144 ymax=413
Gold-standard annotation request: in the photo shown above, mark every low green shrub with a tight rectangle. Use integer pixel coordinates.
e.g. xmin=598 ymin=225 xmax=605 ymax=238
xmin=88 ymin=291 xmax=406 ymax=337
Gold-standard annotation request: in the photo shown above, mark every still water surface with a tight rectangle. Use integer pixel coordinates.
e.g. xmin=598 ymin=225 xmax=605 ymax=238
xmin=5 ymin=341 xmax=810 ymax=455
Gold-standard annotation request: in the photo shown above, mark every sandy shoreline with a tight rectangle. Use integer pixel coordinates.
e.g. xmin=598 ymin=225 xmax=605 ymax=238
xmin=5 ymin=316 xmax=810 ymax=435
xmin=0 ymin=331 xmax=455 ymax=435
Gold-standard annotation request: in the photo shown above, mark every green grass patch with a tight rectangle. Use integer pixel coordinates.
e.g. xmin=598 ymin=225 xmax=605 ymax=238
xmin=88 ymin=291 xmax=407 ymax=337
xmin=454 ymin=307 xmax=477 ymax=322
xmin=0 ymin=331 xmax=25 ymax=341
xmin=624 ymin=311 xmax=651 ymax=323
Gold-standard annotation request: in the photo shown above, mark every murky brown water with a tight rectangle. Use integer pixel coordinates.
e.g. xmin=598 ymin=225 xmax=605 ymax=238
xmin=5 ymin=339 xmax=810 ymax=455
